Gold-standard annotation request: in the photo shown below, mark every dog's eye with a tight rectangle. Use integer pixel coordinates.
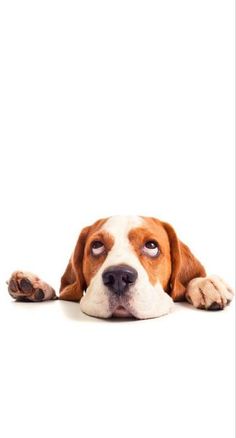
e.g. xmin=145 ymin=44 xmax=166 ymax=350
xmin=91 ymin=241 xmax=105 ymax=256
xmin=143 ymin=241 xmax=159 ymax=257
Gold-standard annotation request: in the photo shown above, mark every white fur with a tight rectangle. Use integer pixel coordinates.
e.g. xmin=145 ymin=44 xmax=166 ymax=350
xmin=186 ymin=275 xmax=234 ymax=309
xmin=80 ymin=216 xmax=173 ymax=319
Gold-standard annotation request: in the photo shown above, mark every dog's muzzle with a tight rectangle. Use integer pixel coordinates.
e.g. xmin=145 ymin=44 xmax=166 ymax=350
xmin=102 ymin=264 xmax=138 ymax=295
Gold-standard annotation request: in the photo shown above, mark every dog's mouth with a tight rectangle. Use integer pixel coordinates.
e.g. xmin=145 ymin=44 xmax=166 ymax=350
xmin=112 ymin=305 xmax=133 ymax=318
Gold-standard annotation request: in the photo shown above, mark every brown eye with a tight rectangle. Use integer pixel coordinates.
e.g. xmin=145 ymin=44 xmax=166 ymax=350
xmin=143 ymin=241 xmax=159 ymax=257
xmin=91 ymin=241 xmax=105 ymax=256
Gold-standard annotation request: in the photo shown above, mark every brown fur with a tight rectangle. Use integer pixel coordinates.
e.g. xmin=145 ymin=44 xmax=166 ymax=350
xmin=59 ymin=219 xmax=108 ymax=301
xmin=83 ymin=230 xmax=114 ymax=285
xmin=161 ymin=221 xmax=206 ymax=301
xmin=128 ymin=219 xmax=172 ymax=289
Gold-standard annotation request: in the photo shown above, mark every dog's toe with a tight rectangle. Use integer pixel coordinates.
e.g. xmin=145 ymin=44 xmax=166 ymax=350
xmin=34 ymin=288 xmax=45 ymax=301
xmin=8 ymin=278 xmax=18 ymax=294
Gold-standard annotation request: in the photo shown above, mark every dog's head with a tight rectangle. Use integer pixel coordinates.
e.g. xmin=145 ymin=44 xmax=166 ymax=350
xmin=60 ymin=216 xmax=205 ymax=319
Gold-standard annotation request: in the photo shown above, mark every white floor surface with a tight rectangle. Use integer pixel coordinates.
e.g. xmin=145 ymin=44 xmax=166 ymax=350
xmin=0 ymin=292 xmax=234 ymax=438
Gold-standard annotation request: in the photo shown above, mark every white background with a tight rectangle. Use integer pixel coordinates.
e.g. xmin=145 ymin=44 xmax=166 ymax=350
xmin=0 ymin=1 xmax=235 ymax=437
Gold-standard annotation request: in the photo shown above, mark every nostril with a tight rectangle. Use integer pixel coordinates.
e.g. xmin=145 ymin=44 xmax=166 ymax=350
xmin=126 ymin=274 xmax=135 ymax=284
xmin=123 ymin=275 xmax=131 ymax=284
xmin=103 ymin=273 xmax=114 ymax=286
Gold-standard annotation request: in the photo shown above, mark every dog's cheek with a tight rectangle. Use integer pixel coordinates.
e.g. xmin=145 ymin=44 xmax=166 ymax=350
xmin=126 ymin=281 xmax=173 ymax=319
xmin=80 ymin=274 xmax=114 ymax=318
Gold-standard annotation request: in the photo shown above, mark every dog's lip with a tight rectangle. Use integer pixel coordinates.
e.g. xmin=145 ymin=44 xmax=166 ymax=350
xmin=112 ymin=305 xmax=133 ymax=318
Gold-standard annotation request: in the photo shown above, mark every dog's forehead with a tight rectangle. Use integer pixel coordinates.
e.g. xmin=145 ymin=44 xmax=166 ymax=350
xmin=102 ymin=215 xmax=144 ymax=239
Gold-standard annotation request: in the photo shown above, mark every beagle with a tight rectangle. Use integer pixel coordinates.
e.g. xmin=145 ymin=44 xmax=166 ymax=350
xmin=7 ymin=216 xmax=234 ymax=319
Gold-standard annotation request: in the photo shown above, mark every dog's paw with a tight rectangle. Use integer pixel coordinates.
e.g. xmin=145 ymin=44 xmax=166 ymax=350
xmin=7 ymin=271 xmax=57 ymax=302
xmin=186 ymin=275 xmax=234 ymax=310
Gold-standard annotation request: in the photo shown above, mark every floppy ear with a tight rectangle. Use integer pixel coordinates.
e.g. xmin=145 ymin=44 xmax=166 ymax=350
xmin=59 ymin=226 xmax=91 ymax=301
xmin=162 ymin=222 xmax=206 ymax=301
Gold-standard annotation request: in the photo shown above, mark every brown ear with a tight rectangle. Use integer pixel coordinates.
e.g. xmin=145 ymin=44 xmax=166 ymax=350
xmin=162 ymin=222 xmax=206 ymax=301
xmin=59 ymin=226 xmax=91 ymax=301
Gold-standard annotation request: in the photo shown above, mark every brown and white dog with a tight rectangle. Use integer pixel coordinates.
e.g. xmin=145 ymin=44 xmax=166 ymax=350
xmin=7 ymin=216 xmax=234 ymax=319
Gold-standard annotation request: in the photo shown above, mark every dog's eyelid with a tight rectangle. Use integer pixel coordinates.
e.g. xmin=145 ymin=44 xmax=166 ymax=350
xmin=91 ymin=240 xmax=104 ymax=249
xmin=141 ymin=237 xmax=160 ymax=247
xmin=145 ymin=240 xmax=158 ymax=249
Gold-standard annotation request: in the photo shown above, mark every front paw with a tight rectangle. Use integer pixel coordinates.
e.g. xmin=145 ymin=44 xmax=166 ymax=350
xmin=7 ymin=271 xmax=57 ymax=302
xmin=186 ymin=275 xmax=234 ymax=310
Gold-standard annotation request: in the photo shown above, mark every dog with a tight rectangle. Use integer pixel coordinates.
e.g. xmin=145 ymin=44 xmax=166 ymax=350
xmin=7 ymin=215 xmax=234 ymax=319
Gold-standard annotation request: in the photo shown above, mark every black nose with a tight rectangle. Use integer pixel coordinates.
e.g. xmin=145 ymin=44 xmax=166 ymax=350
xmin=102 ymin=265 xmax=138 ymax=295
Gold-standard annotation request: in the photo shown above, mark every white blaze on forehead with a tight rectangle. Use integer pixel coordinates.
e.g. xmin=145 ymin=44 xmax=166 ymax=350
xmin=103 ymin=215 xmax=143 ymax=239
xmin=101 ymin=215 xmax=144 ymax=268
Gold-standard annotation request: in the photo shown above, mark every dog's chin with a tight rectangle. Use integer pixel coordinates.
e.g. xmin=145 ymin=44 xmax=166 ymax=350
xmin=112 ymin=305 xmax=133 ymax=318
